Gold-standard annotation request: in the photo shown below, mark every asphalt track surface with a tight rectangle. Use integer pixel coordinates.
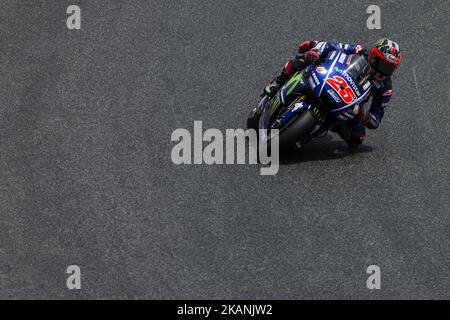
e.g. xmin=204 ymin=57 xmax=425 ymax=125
xmin=0 ymin=0 xmax=449 ymax=299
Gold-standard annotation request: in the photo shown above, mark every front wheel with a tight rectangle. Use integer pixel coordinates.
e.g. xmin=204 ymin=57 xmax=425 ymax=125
xmin=273 ymin=109 xmax=317 ymax=151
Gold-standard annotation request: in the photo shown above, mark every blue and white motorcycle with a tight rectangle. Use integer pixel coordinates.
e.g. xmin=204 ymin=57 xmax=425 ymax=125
xmin=247 ymin=51 xmax=372 ymax=151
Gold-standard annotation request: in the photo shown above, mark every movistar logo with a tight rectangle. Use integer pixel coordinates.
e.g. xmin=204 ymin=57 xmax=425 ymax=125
xmin=341 ymin=72 xmax=361 ymax=96
xmin=334 ymin=67 xmax=344 ymax=73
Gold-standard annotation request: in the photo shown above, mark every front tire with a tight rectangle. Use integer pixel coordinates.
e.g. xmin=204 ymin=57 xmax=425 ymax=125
xmin=275 ymin=109 xmax=317 ymax=151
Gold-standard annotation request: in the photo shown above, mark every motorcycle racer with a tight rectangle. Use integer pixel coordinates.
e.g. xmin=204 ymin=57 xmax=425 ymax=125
xmin=263 ymin=38 xmax=402 ymax=148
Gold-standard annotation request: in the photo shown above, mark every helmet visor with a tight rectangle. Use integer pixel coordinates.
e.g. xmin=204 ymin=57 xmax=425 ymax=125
xmin=373 ymin=58 xmax=397 ymax=76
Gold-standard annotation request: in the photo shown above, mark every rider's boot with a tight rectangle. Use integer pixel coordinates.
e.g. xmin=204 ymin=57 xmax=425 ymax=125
xmin=263 ymin=72 xmax=290 ymax=97
xmin=263 ymin=48 xmax=321 ymax=97
xmin=263 ymin=58 xmax=299 ymax=97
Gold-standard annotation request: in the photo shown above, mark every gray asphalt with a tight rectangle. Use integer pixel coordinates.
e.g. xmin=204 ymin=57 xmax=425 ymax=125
xmin=0 ymin=0 xmax=449 ymax=299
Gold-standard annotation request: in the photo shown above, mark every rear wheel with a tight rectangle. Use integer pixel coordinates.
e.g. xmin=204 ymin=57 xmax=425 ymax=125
xmin=246 ymin=107 xmax=260 ymax=130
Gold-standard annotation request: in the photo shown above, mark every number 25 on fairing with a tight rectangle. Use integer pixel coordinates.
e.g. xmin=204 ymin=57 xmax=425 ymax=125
xmin=325 ymin=76 xmax=356 ymax=104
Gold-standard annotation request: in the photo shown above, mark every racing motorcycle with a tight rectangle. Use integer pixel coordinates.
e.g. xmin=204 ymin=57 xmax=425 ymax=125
xmin=247 ymin=51 xmax=372 ymax=151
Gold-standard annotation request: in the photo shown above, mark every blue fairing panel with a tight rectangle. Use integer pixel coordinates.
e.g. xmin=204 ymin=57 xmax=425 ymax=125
xmin=277 ymin=100 xmax=311 ymax=125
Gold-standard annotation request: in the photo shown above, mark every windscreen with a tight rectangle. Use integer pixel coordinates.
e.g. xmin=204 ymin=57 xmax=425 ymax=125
xmin=343 ymin=54 xmax=371 ymax=85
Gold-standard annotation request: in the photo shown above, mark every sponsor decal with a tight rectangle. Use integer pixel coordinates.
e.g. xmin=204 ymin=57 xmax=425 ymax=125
xmin=316 ymin=66 xmax=327 ymax=74
xmin=315 ymin=42 xmax=325 ymax=52
xmin=308 ymin=77 xmax=317 ymax=89
xmin=344 ymin=111 xmax=355 ymax=119
xmin=338 ymin=53 xmax=347 ymax=64
xmin=325 ymin=75 xmax=356 ymax=104
xmin=312 ymin=72 xmax=320 ymax=85
xmin=293 ymin=102 xmax=304 ymax=111
xmin=363 ymin=81 xmax=371 ymax=91
xmin=373 ymin=80 xmax=382 ymax=89
xmin=284 ymin=72 xmax=303 ymax=96
xmin=346 ymin=55 xmax=353 ymax=65
xmin=327 ymin=89 xmax=341 ymax=103
xmin=341 ymin=71 xmax=361 ymax=96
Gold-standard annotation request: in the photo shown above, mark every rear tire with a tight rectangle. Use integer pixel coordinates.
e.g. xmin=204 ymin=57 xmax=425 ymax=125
xmin=246 ymin=108 xmax=260 ymax=130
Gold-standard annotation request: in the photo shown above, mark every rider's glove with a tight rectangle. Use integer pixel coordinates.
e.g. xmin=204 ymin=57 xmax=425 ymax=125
xmin=298 ymin=40 xmax=317 ymax=53
xmin=303 ymin=49 xmax=320 ymax=65
xmin=353 ymin=45 xmax=366 ymax=55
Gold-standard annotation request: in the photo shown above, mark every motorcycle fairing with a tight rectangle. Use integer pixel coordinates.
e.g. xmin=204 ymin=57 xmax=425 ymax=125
xmin=310 ymin=51 xmax=372 ymax=118
xmin=276 ymin=51 xmax=372 ymax=122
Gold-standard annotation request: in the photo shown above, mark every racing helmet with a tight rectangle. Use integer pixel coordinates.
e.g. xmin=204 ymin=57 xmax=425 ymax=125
xmin=368 ymin=38 xmax=402 ymax=76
